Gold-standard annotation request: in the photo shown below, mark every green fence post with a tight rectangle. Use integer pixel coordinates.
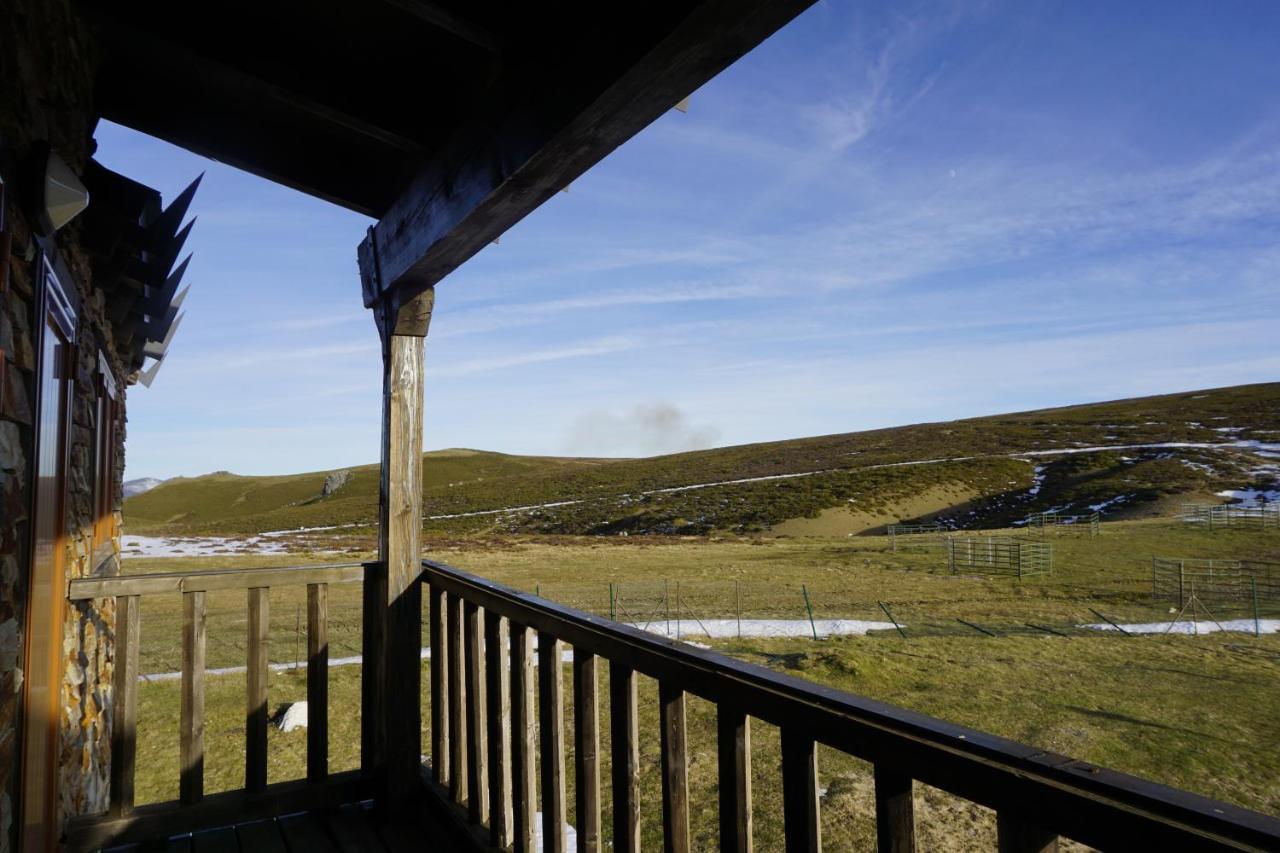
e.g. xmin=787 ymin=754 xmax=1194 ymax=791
xmin=609 ymin=583 xmax=616 ymax=621
xmin=802 ymin=584 xmax=819 ymax=640
xmin=736 ymin=579 xmax=742 ymax=639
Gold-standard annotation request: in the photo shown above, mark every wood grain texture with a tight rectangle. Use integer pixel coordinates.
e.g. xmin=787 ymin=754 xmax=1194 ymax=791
xmin=874 ymin=765 xmax=915 ymax=853
xmin=609 ymin=664 xmax=640 ymax=853
xmin=430 ymin=584 xmax=449 ymax=787
xmin=379 ymin=332 xmax=425 ymax=802
xmin=486 ymin=612 xmax=513 ymax=847
xmin=448 ymin=593 xmax=467 ymax=805
xmin=246 ymin=587 xmax=270 ymax=794
xmin=997 ymin=813 xmax=1059 ymax=853
xmin=307 ymin=582 xmax=329 ymax=784
xmin=511 ymin=624 xmax=537 ymax=853
xmin=660 ymin=683 xmax=689 ymax=853
xmin=539 ymin=634 xmax=567 ymax=853
xmin=465 ymin=601 xmax=489 ymax=826
xmin=781 ymin=729 xmax=820 ymax=853
xmin=572 ymin=651 xmax=600 ymax=853
xmin=180 ymin=590 xmax=206 ymax=805
xmin=68 ymin=563 xmax=365 ymax=599
xmin=110 ymin=594 xmax=140 ymax=815
xmin=717 ymin=706 xmax=752 ymax=853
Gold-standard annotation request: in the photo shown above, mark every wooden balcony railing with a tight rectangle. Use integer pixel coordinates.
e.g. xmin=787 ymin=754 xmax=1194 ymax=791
xmin=64 ymin=562 xmax=371 ymax=849
xmin=420 ymin=558 xmax=1280 ymax=853
xmin=60 ymin=557 xmax=1280 ymax=851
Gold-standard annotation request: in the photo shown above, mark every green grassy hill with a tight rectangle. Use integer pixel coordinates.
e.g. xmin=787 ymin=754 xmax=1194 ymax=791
xmin=125 ymin=382 xmax=1280 ymax=536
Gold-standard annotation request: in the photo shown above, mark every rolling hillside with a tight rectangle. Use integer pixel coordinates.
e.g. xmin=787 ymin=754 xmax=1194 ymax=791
xmin=124 ymin=383 xmax=1280 ymax=536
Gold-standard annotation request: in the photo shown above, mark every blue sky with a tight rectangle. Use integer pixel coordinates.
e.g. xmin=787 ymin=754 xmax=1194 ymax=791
xmin=95 ymin=0 xmax=1280 ymax=479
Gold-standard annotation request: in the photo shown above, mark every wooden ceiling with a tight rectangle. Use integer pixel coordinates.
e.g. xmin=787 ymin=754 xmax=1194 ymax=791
xmin=82 ymin=0 xmax=815 ymax=311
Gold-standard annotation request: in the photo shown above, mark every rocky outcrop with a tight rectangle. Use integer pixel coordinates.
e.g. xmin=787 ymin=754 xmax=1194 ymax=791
xmin=321 ymin=469 xmax=351 ymax=497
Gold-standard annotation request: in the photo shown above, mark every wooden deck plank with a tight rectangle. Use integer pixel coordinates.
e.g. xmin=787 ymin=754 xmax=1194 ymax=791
xmin=278 ymin=812 xmax=340 ymax=853
xmin=234 ymin=818 xmax=289 ymax=853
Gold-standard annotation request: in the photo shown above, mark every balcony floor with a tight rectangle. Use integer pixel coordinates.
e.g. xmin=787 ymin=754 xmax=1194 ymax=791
xmin=99 ymin=800 xmax=470 ymax=853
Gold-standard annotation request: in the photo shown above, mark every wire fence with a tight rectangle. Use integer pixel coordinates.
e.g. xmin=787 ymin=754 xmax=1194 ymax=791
xmin=886 ymin=522 xmax=948 ymax=551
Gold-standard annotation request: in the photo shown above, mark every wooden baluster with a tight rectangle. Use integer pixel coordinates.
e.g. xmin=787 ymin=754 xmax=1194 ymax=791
xmin=109 ymin=594 xmax=140 ymax=816
xmin=717 ymin=706 xmax=752 ymax=853
xmin=486 ymin=612 xmax=513 ymax=847
xmin=180 ymin=590 xmax=206 ymax=805
xmin=610 ymin=664 xmax=640 ymax=853
xmin=997 ymin=813 xmax=1058 ymax=853
xmin=466 ymin=602 xmax=489 ymax=825
xmin=573 ymin=651 xmax=601 ymax=853
xmin=430 ymin=583 xmax=449 ymax=788
xmin=511 ymin=624 xmax=537 ymax=853
xmin=780 ymin=729 xmax=820 ymax=853
xmin=660 ymin=683 xmax=690 ymax=853
xmin=246 ymin=586 xmax=270 ymax=794
xmin=306 ymin=582 xmax=328 ymax=784
xmin=539 ymin=634 xmax=567 ymax=853
xmin=873 ymin=765 xmax=914 ymax=853
xmin=448 ymin=593 xmax=467 ymax=805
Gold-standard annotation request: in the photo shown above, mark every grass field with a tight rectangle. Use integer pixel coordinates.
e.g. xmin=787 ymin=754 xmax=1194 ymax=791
xmin=118 ymin=518 xmax=1280 ymax=848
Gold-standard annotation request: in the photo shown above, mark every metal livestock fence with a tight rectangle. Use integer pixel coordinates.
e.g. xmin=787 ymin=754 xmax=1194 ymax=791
xmin=946 ymin=536 xmax=1053 ymax=578
xmin=887 ymin=521 xmax=948 ymax=551
xmin=1180 ymin=503 xmax=1280 ymax=530
xmin=1151 ymin=556 xmax=1280 ymax=612
xmin=1023 ymin=510 xmax=1100 ymax=537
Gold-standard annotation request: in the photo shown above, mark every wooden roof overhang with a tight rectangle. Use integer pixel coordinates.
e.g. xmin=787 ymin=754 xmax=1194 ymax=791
xmin=81 ymin=0 xmax=816 ymax=327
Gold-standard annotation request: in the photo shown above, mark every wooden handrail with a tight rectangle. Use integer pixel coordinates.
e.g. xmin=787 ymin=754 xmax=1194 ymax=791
xmin=421 ymin=558 xmax=1280 ymax=852
xmin=67 ymin=561 xmax=367 ymax=599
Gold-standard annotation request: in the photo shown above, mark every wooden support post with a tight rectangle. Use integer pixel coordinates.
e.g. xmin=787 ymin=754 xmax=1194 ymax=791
xmin=609 ymin=664 xmax=640 ymax=853
xmin=573 ymin=651 xmax=601 ymax=853
xmin=780 ymin=729 xmax=820 ymax=853
xmin=997 ymin=813 xmax=1058 ymax=853
xmin=449 ymin=593 xmax=468 ymax=806
xmin=660 ymin=683 xmax=690 ymax=853
xmin=180 ymin=590 xmax=206 ymax=805
xmin=376 ymin=313 xmax=427 ymax=806
xmin=539 ymin=634 xmax=567 ymax=853
xmin=874 ymin=765 xmax=915 ymax=853
xmin=511 ymin=624 xmax=537 ymax=853
xmin=246 ymin=587 xmax=270 ymax=794
xmin=430 ymin=584 xmax=449 ymax=787
xmin=306 ymin=582 xmax=329 ymax=784
xmin=465 ymin=601 xmax=489 ymax=826
xmin=486 ymin=612 xmax=513 ymax=848
xmin=109 ymin=595 xmax=140 ymax=816
xmin=717 ymin=706 xmax=751 ymax=853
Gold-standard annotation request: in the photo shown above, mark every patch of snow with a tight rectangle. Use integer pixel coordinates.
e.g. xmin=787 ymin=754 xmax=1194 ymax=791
xmin=1213 ymin=426 xmax=1244 ymax=434
xmin=1088 ymin=494 xmax=1131 ymax=513
xmin=534 ymin=814 xmax=577 ymax=852
xmin=1082 ymin=619 xmax=1279 ymax=636
xmin=121 ymin=534 xmax=289 ymax=557
xmin=633 ymin=619 xmax=898 ymax=639
xmin=1216 ymin=488 xmax=1280 ymax=506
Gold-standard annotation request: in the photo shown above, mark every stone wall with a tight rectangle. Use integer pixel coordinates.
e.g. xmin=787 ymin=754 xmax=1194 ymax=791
xmin=0 ymin=1 xmax=124 ymax=849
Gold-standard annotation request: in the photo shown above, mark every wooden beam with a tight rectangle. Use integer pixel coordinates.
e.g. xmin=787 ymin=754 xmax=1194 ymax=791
xmin=307 ymin=582 xmax=329 ymax=784
xmin=717 ymin=706 xmax=752 ymax=853
xmin=511 ymin=624 xmax=537 ymax=853
xmin=660 ymin=683 xmax=690 ymax=853
xmin=246 ymin=587 xmax=270 ymax=794
xmin=486 ymin=612 xmax=513 ymax=848
xmin=376 ymin=309 xmax=427 ymax=805
xmin=69 ymin=563 xmax=365 ymax=599
xmin=109 ymin=595 xmax=140 ymax=816
xmin=572 ymin=651 xmax=601 ymax=852
xmin=465 ymin=602 xmax=489 ymax=825
xmin=377 ymin=0 xmax=504 ymax=52
xmin=780 ymin=729 xmax=820 ymax=853
xmin=539 ymin=635 xmax=567 ymax=853
xmin=180 ymin=591 xmax=206 ymax=805
xmin=874 ymin=765 xmax=915 ymax=853
xmin=359 ymin=0 xmax=817 ymax=305
xmin=609 ymin=664 xmax=641 ymax=853
xmin=430 ymin=584 xmax=450 ymax=787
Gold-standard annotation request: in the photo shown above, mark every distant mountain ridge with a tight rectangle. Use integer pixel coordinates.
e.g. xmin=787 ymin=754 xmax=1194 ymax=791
xmin=123 ymin=477 xmax=165 ymax=498
xmin=123 ymin=383 xmax=1280 ymax=536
